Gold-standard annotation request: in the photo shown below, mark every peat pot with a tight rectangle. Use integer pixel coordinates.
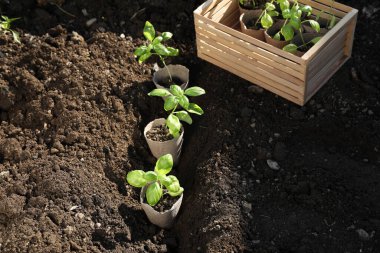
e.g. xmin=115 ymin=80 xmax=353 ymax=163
xmin=153 ymin=64 xmax=189 ymax=90
xmin=140 ymin=185 xmax=183 ymax=229
xmin=264 ymin=20 xmax=290 ymax=49
xmin=144 ymin=118 xmax=184 ymax=165
xmin=239 ymin=10 xmax=265 ymax=41
xmin=291 ymin=33 xmax=324 ymax=57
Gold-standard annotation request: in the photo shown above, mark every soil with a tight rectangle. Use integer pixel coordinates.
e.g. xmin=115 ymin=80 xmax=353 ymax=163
xmin=246 ymin=19 xmax=262 ymax=30
xmin=148 ymin=194 xmax=180 ymax=213
xmin=0 ymin=0 xmax=379 ymax=253
xmin=146 ymin=125 xmax=175 ymax=142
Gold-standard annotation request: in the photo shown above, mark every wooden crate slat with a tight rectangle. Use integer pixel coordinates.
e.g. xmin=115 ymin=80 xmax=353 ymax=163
xmin=198 ymin=40 xmax=305 ymax=97
xmin=311 ymin=0 xmax=353 ymax=12
xmin=220 ymin=7 xmax=239 ymax=26
xmin=196 ymin=27 xmax=306 ymax=83
xmin=194 ymin=17 xmax=306 ymax=72
xmin=198 ymin=52 xmax=304 ymax=105
xmin=344 ymin=12 xmax=358 ymax=57
xmin=209 ymin=0 xmax=236 ymax=22
xmin=195 ymin=13 xmax=305 ymax=64
xmin=194 ymin=0 xmax=218 ymax=15
xmin=300 ymin=0 xmax=347 ymax=18
xmin=205 ymin=0 xmax=231 ymax=19
xmin=307 ymin=29 xmax=347 ymax=78
xmin=305 ymin=52 xmax=348 ymax=102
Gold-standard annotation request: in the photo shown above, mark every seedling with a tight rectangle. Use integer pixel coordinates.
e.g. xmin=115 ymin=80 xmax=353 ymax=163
xmin=134 ymin=21 xmax=179 ymax=82
xmin=126 ymin=154 xmax=183 ymax=206
xmin=316 ymin=0 xmax=337 ymax=30
xmin=272 ymin=0 xmax=317 ymax=42
xmin=148 ymin=85 xmax=205 ymax=138
xmin=255 ymin=1 xmax=279 ymax=29
xmin=0 ymin=16 xmax=20 ymax=43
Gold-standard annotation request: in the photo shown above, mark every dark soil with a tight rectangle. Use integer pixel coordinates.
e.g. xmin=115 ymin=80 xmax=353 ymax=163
xmin=147 ymin=125 xmax=175 ymax=142
xmin=245 ymin=19 xmax=263 ymax=30
xmin=149 ymin=194 xmax=180 ymax=213
xmin=0 ymin=0 xmax=379 ymax=253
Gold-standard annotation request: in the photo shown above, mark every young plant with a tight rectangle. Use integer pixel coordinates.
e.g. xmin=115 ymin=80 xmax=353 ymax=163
xmin=271 ymin=0 xmax=319 ymax=46
xmin=126 ymin=154 xmax=183 ymax=206
xmin=254 ymin=1 xmax=279 ymax=29
xmin=0 ymin=16 xmax=20 ymax=43
xmin=134 ymin=21 xmax=179 ymax=82
xmin=316 ymin=0 xmax=337 ymax=30
xmin=148 ymin=85 xmax=205 ymax=138
xmin=282 ymin=36 xmax=321 ymax=54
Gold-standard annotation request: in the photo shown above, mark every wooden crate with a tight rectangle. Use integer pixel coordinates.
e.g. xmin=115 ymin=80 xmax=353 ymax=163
xmin=194 ymin=0 xmax=358 ymax=105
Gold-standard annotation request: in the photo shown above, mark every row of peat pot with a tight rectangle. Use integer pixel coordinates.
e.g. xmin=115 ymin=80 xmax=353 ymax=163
xmin=136 ymin=64 xmax=189 ymax=229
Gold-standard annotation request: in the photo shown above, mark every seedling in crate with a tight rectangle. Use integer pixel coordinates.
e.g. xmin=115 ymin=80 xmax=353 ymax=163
xmin=252 ymin=1 xmax=279 ymax=30
xmin=148 ymin=85 xmax=205 ymax=138
xmin=134 ymin=21 xmax=179 ymax=82
xmin=126 ymin=154 xmax=183 ymax=206
xmin=0 ymin=16 xmax=21 ymax=43
xmin=272 ymin=0 xmax=317 ymax=42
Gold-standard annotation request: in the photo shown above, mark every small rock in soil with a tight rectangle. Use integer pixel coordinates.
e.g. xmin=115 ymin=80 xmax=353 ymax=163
xmin=248 ymin=85 xmax=264 ymax=94
xmin=242 ymin=201 xmax=252 ymax=213
xmin=0 ymin=171 xmax=10 ymax=179
xmin=273 ymin=142 xmax=287 ymax=161
xmin=356 ymin=228 xmax=370 ymax=241
xmin=267 ymin=160 xmax=280 ymax=170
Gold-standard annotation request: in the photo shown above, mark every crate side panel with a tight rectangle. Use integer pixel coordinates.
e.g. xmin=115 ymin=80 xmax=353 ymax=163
xmin=195 ymin=17 xmax=306 ymax=73
xmin=197 ymin=40 xmax=305 ymax=100
xmin=195 ymin=25 xmax=306 ymax=81
xmin=198 ymin=52 xmax=305 ymax=105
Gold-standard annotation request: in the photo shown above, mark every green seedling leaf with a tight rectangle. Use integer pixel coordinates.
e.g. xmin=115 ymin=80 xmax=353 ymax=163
xmin=153 ymin=43 xmax=170 ymax=56
xmin=311 ymin=36 xmax=321 ymax=44
xmin=126 ymin=170 xmax=147 ymax=187
xmin=283 ymin=43 xmax=298 ymax=53
xmin=265 ymin=2 xmax=276 ymax=11
xmin=170 ymin=85 xmax=183 ymax=97
xmin=167 ymin=47 xmax=179 ymax=56
xmin=289 ymin=16 xmax=301 ymax=30
xmin=168 ymin=187 xmax=184 ymax=197
xmin=155 ymin=154 xmax=173 ymax=175
xmin=280 ymin=0 xmax=290 ymax=12
xmin=273 ymin=32 xmax=281 ymax=41
xmin=281 ymin=24 xmax=294 ymax=41
xmin=167 ymin=181 xmax=181 ymax=193
xmin=166 ymin=114 xmax=181 ymax=138
xmin=138 ymin=52 xmax=152 ymax=63
xmin=178 ymin=95 xmax=189 ymax=109
xmin=268 ymin=10 xmax=279 ymax=17
xmin=175 ymin=110 xmax=193 ymax=124
xmin=143 ymin=21 xmax=155 ymax=41
xmin=148 ymin=88 xmax=171 ymax=97
xmin=146 ymin=182 xmax=162 ymax=206
xmin=308 ymin=20 xmax=320 ymax=33
xmin=162 ymin=32 xmax=173 ymax=41
xmin=184 ymin=87 xmax=206 ymax=97
xmin=328 ymin=15 xmax=336 ymax=29
xmin=134 ymin=45 xmax=147 ymax=57
xmin=261 ymin=13 xmax=273 ymax=29
xmin=164 ymin=96 xmax=178 ymax=111
xmin=152 ymin=36 xmax=163 ymax=45
xmin=300 ymin=5 xmax=312 ymax=16
xmin=144 ymin=171 xmax=158 ymax=182
xmin=282 ymin=9 xmax=291 ymax=19
xmin=188 ymin=103 xmax=204 ymax=115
